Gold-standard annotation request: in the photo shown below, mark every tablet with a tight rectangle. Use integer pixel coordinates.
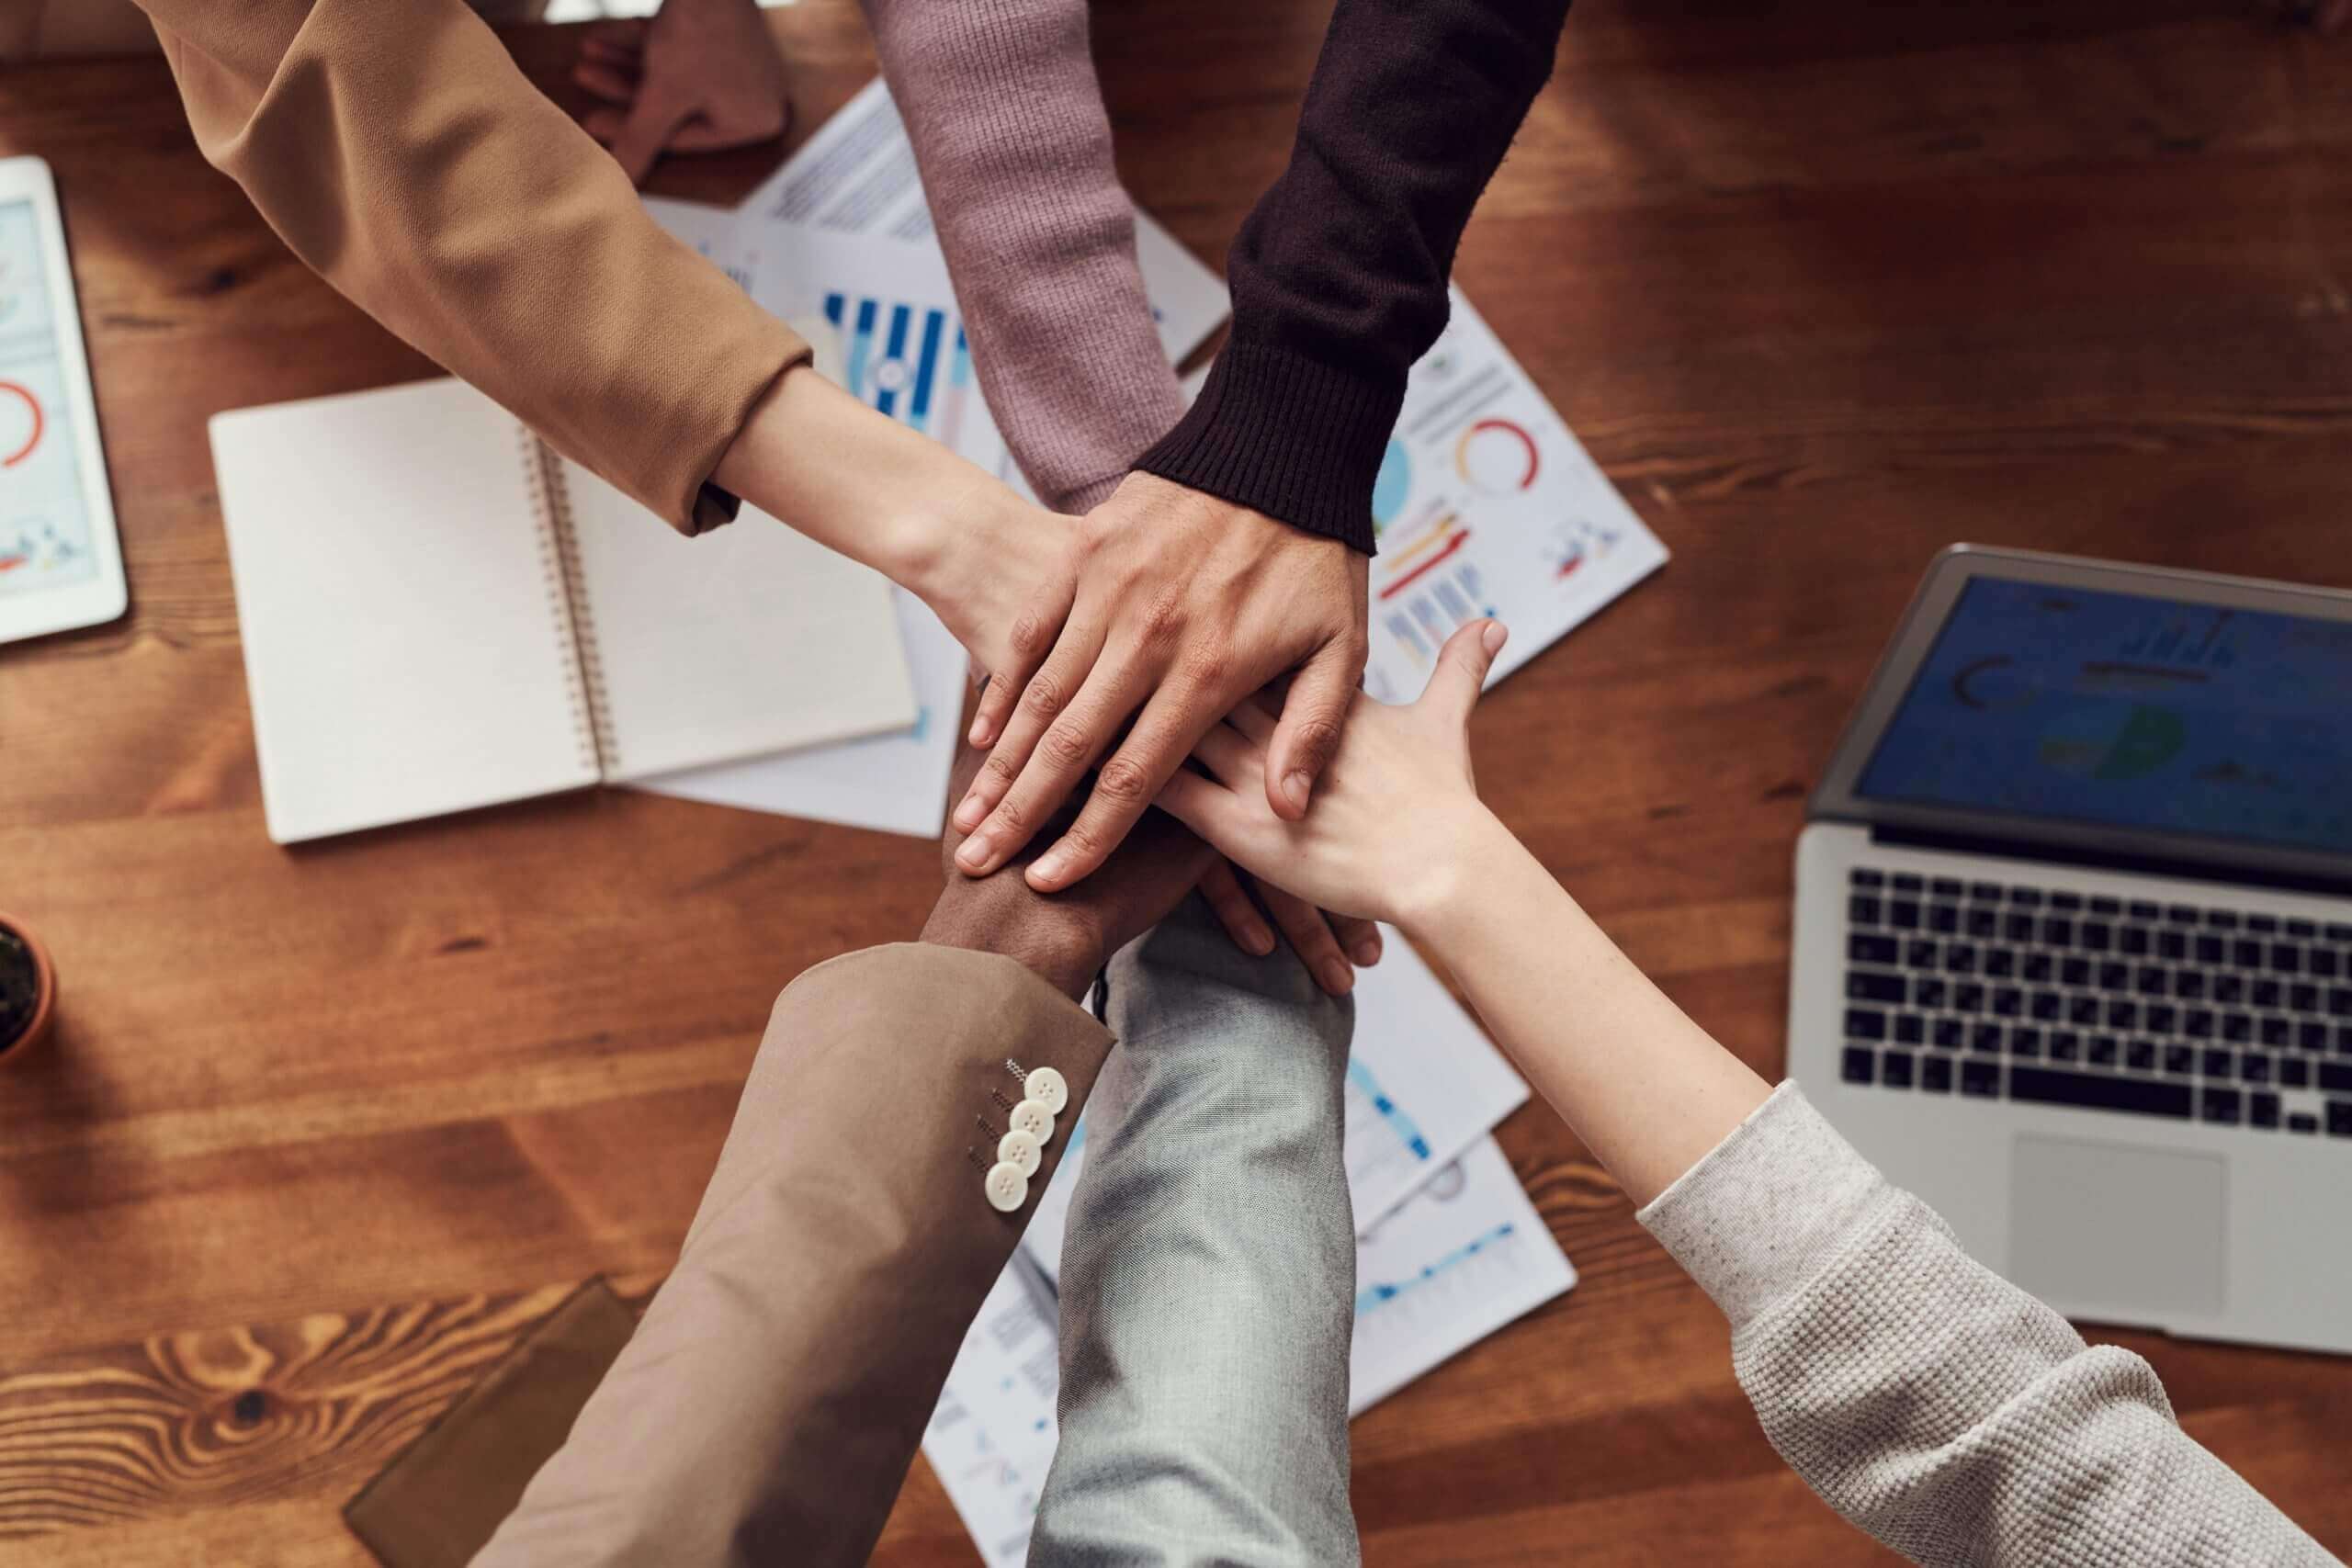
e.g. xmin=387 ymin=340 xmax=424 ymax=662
xmin=0 ymin=155 xmax=125 ymax=643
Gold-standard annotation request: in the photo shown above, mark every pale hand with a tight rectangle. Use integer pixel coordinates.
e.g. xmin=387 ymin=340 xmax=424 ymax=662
xmin=951 ymin=473 xmax=1371 ymax=894
xmin=573 ymin=0 xmax=793 ymax=185
xmin=1156 ymin=620 xmax=1510 ymax=931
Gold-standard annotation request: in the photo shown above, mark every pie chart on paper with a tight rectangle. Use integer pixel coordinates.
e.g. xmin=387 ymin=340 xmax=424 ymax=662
xmin=0 ymin=380 xmax=42 ymax=468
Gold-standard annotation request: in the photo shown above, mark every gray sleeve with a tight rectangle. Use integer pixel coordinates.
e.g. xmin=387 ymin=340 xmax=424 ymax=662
xmin=1028 ymin=893 xmax=1361 ymax=1567
xmin=1638 ymin=1084 xmax=2337 ymax=1566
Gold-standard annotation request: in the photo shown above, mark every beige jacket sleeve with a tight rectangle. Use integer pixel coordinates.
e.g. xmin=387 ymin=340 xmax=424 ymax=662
xmin=471 ymin=943 xmax=1115 ymax=1568
xmin=136 ymin=0 xmax=808 ymax=534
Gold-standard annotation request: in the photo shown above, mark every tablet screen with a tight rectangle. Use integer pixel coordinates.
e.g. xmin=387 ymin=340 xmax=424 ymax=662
xmin=1857 ymin=576 xmax=2352 ymax=856
xmin=0 ymin=197 xmax=98 ymax=597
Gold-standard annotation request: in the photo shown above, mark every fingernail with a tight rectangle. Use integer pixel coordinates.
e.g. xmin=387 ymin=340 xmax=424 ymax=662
xmin=1318 ymin=957 xmax=1355 ymax=996
xmin=1351 ymin=936 xmax=1382 ymax=965
xmin=967 ymin=716 xmax=993 ymax=746
xmin=956 ymin=834 xmax=991 ymax=872
xmin=1031 ymin=850 xmax=1068 ymax=886
xmin=952 ymin=795 xmax=985 ymax=832
xmin=1247 ymin=926 xmax=1276 ymax=957
xmin=1481 ymin=620 xmax=1508 ymax=655
xmin=1283 ymin=772 xmax=1311 ymax=810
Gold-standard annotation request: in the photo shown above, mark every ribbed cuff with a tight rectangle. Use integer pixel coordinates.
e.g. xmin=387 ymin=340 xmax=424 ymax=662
xmin=1636 ymin=1082 xmax=1894 ymax=1330
xmin=1134 ymin=341 xmax=1397 ymax=555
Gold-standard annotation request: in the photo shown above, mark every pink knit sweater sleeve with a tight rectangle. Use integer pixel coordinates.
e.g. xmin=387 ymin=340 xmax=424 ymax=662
xmin=861 ymin=0 xmax=1184 ymax=513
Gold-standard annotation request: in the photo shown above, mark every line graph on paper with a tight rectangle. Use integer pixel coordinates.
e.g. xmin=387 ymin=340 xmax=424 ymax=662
xmin=1344 ymin=1057 xmax=1436 ymax=1200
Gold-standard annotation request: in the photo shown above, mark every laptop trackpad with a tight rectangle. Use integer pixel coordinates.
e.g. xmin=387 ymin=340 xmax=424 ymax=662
xmin=2007 ymin=1136 xmax=2226 ymax=1320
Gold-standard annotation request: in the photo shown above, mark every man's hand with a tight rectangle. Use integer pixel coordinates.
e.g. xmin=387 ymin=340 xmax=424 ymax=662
xmin=922 ymin=739 xmax=1217 ymax=998
xmin=572 ymin=0 xmax=792 ymax=186
xmin=950 ymin=473 xmax=1370 ymax=893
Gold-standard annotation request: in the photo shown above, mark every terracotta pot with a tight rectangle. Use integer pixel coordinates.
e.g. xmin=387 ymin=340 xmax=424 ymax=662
xmin=0 ymin=912 xmax=55 ymax=1064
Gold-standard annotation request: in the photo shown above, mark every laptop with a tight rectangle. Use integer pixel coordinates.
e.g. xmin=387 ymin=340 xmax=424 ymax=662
xmin=1790 ymin=545 xmax=2352 ymax=1354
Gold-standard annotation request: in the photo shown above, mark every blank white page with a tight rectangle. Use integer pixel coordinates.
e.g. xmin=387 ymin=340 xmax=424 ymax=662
xmin=212 ymin=380 xmax=597 ymax=843
xmin=554 ymin=457 xmax=915 ymax=782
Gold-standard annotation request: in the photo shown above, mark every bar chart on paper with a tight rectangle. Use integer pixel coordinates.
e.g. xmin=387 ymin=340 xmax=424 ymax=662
xmin=823 ymin=290 xmax=984 ymax=452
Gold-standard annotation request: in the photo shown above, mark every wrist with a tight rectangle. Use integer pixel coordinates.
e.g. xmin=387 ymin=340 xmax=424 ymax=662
xmin=1396 ymin=806 xmax=1527 ymax=941
xmin=919 ymin=899 xmax=1101 ymax=1000
xmin=713 ymin=365 xmax=970 ymax=591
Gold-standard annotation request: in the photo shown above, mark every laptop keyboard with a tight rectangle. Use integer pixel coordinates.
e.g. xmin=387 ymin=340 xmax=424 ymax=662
xmin=1838 ymin=867 xmax=2352 ymax=1139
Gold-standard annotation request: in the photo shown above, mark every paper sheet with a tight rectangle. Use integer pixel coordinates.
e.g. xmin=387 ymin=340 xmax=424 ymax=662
xmin=737 ymin=77 xmax=1230 ymax=366
xmin=1018 ymin=928 xmax=1528 ymax=1288
xmin=922 ymin=1260 xmax=1067 ymax=1568
xmin=630 ymin=209 xmax=1000 ymax=837
xmin=1347 ymin=1133 xmax=1577 ymax=1413
xmin=927 ymin=1133 xmax=1572 ymax=1560
xmin=1359 ymin=289 xmax=1668 ymax=704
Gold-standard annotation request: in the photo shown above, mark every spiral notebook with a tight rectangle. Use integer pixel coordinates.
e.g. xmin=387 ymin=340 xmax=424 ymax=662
xmin=211 ymin=378 xmax=916 ymax=844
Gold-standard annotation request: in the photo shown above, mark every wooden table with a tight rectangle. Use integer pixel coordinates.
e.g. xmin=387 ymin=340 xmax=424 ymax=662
xmin=3 ymin=3 xmax=2348 ymax=1562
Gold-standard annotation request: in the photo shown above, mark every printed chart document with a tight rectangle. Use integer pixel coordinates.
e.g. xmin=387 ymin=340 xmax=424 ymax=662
xmin=1349 ymin=1134 xmax=1577 ymax=1413
xmin=1359 ymin=289 xmax=1668 ymax=703
xmin=922 ymin=1263 xmax=1067 ymax=1568
xmin=736 ymin=76 xmax=1230 ymax=367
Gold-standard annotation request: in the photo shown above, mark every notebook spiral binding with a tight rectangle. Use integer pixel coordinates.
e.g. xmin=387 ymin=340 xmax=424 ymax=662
xmin=519 ymin=427 xmax=617 ymax=776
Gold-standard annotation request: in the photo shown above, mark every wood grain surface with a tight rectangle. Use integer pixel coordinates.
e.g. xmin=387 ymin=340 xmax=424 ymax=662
xmin=1 ymin=2 xmax=2347 ymax=1562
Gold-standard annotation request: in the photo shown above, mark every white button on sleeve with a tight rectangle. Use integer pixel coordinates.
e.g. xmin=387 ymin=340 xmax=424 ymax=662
xmin=985 ymin=1161 xmax=1030 ymax=1213
xmin=1022 ymin=1066 xmax=1069 ymax=1116
xmin=1010 ymin=1100 xmax=1056 ymax=1144
xmin=997 ymin=1129 xmax=1042 ymax=1179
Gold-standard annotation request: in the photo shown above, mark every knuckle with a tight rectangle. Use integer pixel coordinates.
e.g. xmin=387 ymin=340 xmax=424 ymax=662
xmin=1057 ymin=819 xmax=1105 ymax=863
xmin=1136 ymin=588 xmax=1188 ymax=649
xmin=1009 ymin=612 xmax=1053 ymax=661
xmin=1177 ymin=644 xmax=1228 ymax=694
xmin=981 ymin=750 xmax=1022 ymax=787
xmin=1021 ymin=671 xmax=1067 ymax=720
xmin=989 ymin=796 xmax=1030 ymax=836
xmin=1040 ymin=723 xmax=1092 ymax=770
xmin=1092 ymin=755 xmax=1152 ymax=805
xmin=1293 ymin=716 xmax=1346 ymax=765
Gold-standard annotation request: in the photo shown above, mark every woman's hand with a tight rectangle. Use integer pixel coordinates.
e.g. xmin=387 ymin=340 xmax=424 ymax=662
xmin=1156 ymin=620 xmax=1509 ymax=932
xmin=713 ymin=367 xmax=1078 ymax=682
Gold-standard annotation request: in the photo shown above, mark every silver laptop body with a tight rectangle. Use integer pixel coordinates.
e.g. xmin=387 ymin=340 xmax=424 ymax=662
xmin=1789 ymin=545 xmax=2352 ymax=1354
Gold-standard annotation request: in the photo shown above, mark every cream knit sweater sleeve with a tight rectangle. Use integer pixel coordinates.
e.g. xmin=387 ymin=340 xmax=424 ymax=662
xmin=1640 ymin=1084 xmax=2339 ymax=1565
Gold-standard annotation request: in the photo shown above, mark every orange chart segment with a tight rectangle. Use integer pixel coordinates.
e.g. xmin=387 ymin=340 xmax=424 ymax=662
xmin=0 ymin=379 xmax=42 ymax=467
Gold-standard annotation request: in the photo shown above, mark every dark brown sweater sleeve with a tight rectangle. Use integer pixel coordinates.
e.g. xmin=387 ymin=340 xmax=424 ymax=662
xmin=1136 ymin=0 xmax=1570 ymax=553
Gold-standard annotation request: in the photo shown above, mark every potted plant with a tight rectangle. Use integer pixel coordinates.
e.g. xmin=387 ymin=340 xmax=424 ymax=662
xmin=0 ymin=912 xmax=55 ymax=1062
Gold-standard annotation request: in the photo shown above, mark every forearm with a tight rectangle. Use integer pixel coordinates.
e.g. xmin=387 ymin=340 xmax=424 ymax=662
xmin=476 ymin=944 xmax=1112 ymax=1568
xmin=715 ymin=365 xmax=989 ymax=591
xmin=1410 ymin=814 xmax=1769 ymax=1207
xmin=864 ymin=0 xmax=1182 ymax=513
xmin=141 ymin=0 xmax=803 ymax=535
xmin=1641 ymin=1089 xmax=2334 ymax=1565
xmin=1136 ymin=0 xmax=1571 ymax=549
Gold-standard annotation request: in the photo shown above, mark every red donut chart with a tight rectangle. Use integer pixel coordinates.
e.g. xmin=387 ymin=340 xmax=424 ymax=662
xmin=0 ymin=380 xmax=43 ymax=468
xmin=1453 ymin=417 xmax=1539 ymax=493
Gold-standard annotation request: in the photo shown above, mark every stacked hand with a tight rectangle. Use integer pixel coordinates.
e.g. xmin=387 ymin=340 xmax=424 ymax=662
xmin=1156 ymin=619 xmax=1509 ymax=933
xmin=943 ymin=472 xmax=1377 ymax=992
xmin=950 ymin=474 xmax=1370 ymax=889
xmin=573 ymin=0 xmax=793 ymax=185
xmin=922 ymin=739 xmax=1216 ymax=999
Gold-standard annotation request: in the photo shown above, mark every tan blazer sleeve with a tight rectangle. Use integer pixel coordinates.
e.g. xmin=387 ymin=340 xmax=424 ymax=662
xmin=137 ymin=0 xmax=808 ymax=535
xmin=471 ymin=942 xmax=1114 ymax=1568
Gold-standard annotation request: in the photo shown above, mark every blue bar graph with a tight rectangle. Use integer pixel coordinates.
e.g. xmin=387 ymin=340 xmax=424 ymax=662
xmin=825 ymin=288 xmax=970 ymax=444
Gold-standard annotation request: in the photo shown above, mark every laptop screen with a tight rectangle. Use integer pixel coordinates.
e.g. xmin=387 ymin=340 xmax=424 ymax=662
xmin=1856 ymin=577 xmax=2352 ymax=857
